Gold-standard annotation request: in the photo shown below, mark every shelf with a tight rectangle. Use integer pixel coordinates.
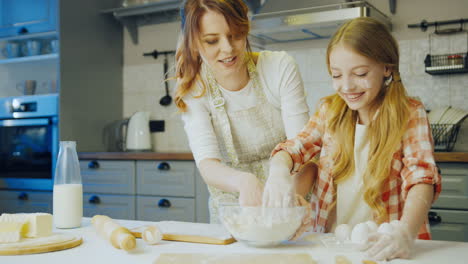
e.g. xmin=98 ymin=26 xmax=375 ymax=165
xmin=101 ymin=0 xmax=181 ymax=44
xmin=0 ymin=53 xmax=58 ymax=65
xmin=0 ymin=31 xmax=58 ymax=42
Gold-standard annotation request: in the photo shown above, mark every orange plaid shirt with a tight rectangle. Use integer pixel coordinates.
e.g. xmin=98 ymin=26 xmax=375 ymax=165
xmin=272 ymin=98 xmax=441 ymax=239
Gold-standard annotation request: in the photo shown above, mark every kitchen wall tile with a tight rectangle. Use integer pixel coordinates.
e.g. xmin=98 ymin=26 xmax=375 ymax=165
xmin=410 ymin=39 xmax=430 ymax=76
xmin=123 ymin=28 xmax=468 ymax=152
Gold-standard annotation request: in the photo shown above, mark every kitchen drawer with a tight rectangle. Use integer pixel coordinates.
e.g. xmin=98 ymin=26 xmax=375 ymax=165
xmin=83 ymin=193 xmax=136 ymax=220
xmin=136 ymin=161 xmax=195 ymax=197
xmin=433 ymin=163 xmax=468 ymax=210
xmin=136 ymin=195 xmax=195 ymax=222
xmin=430 ymin=209 xmax=468 ymax=242
xmin=0 ymin=190 xmax=52 ymax=214
xmin=80 ymin=160 xmax=135 ymax=195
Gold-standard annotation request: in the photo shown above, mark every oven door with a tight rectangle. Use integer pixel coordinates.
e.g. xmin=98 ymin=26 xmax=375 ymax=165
xmin=0 ymin=118 xmax=57 ymax=190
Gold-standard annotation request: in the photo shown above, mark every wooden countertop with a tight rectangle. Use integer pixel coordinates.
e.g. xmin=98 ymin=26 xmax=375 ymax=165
xmin=434 ymin=152 xmax=468 ymax=162
xmin=78 ymin=152 xmax=194 ymax=160
xmin=78 ymin=152 xmax=468 ymax=162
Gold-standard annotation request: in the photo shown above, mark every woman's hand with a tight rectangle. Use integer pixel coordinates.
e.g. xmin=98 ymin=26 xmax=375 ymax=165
xmin=238 ymin=173 xmax=263 ymax=206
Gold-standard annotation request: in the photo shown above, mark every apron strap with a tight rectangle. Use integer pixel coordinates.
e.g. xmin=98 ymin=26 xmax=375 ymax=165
xmin=201 ymin=55 xmax=267 ymax=167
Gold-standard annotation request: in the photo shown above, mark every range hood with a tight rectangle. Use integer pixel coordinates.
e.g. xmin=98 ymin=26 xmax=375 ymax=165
xmin=249 ymin=0 xmax=391 ymax=46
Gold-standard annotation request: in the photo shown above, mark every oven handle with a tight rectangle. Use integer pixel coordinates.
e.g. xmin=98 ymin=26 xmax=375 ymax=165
xmin=0 ymin=118 xmax=50 ymax=127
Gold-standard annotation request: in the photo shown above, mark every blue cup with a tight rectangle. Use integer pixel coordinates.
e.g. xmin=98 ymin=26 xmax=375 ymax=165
xmin=21 ymin=40 xmax=42 ymax=56
xmin=2 ymin=42 xmax=21 ymax=58
xmin=50 ymin=39 xmax=59 ymax=53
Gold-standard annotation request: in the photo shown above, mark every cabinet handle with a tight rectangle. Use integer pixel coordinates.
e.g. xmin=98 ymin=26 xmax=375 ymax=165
xmin=428 ymin=211 xmax=442 ymax=225
xmin=88 ymin=160 xmax=100 ymax=169
xmin=18 ymin=27 xmax=28 ymax=34
xmin=157 ymin=162 xmax=170 ymax=171
xmin=158 ymin=198 xmax=171 ymax=208
xmin=18 ymin=192 xmax=28 ymax=201
xmin=88 ymin=195 xmax=101 ymax=204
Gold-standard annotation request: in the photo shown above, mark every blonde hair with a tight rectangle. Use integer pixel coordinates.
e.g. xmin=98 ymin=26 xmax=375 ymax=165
xmin=174 ymin=0 xmax=252 ymax=112
xmin=325 ymin=17 xmax=410 ymax=223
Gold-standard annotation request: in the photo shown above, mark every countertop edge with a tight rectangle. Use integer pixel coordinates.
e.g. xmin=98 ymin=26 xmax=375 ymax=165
xmin=78 ymin=152 xmax=194 ymax=160
xmin=78 ymin=152 xmax=468 ymax=162
xmin=434 ymin=152 xmax=468 ymax=163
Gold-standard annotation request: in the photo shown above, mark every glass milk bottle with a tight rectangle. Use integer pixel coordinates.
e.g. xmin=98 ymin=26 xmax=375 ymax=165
xmin=53 ymin=141 xmax=83 ymax=228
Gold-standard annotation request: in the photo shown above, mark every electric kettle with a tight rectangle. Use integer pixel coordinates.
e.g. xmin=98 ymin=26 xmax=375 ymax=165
xmin=126 ymin=111 xmax=152 ymax=151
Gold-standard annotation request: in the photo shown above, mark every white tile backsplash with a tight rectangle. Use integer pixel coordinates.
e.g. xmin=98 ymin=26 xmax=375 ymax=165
xmin=123 ymin=35 xmax=468 ymax=152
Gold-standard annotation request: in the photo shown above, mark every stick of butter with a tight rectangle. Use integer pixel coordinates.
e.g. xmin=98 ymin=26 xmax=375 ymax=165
xmin=0 ymin=213 xmax=52 ymax=238
xmin=0 ymin=222 xmax=25 ymax=243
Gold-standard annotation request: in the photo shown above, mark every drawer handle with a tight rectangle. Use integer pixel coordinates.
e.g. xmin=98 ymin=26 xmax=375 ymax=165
xmin=158 ymin=199 xmax=171 ymax=208
xmin=18 ymin=27 xmax=29 ymax=34
xmin=88 ymin=160 xmax=100 ymax=169
xmin=18 ymin=192 xmax=28 ymax=201
xmin=157 ymin=162 xmax=170 ymax=171
xmin=88 ymin=195 xmax=101 ymax=204
xmin=428 ymin=211 xmax=442 ymax=225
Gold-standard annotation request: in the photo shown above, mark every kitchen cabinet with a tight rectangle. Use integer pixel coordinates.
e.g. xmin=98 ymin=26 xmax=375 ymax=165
xmin=79 ymin=159 xmax=210 ymax=223
xmin=0 ymin=0 xmax=57 ymax=37
xmin=431 ymin=163 xmax=468 ymax=242
xmin=136 ymin=160 xmax=197 ymax=222
xmin=80 ymin=160 xmax=136 ymax=220
xmin=1 ymin=0 xmax=123 ymax=152
xmin=0 ymin=190 xmax=52 ymax=214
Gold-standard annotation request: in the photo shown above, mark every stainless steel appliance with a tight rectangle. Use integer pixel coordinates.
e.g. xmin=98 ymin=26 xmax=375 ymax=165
xmin=0 ymin=95 xmax=58 ymax=190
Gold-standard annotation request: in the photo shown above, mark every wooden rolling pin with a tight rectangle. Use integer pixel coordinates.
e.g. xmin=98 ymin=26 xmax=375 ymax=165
xmin=91 ymin=215 xmax=136 ymax=251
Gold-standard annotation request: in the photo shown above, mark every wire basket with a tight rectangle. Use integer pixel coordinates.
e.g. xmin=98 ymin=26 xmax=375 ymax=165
xmin=431 ymin=124 xmax=461 ymax=151
xmin=424 ymin=52 xmax=468 ymax=75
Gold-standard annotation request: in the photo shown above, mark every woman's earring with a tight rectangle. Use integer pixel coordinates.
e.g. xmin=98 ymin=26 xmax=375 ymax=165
xmin=384 ymin=75 xmax=393 ymax=86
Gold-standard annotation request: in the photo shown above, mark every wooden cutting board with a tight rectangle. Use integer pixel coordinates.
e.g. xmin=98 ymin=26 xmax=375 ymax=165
xmin=153 ymin=253 xmax=317 ymax=264
xmin=0 ymin=233 xmax=82 ymax=255
xmin=130 ymin=221 xmax=235 ymax=245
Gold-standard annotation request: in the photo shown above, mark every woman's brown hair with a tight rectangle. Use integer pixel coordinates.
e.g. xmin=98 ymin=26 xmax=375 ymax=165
xmin=175 ymin=0 xmax=252 ymax=111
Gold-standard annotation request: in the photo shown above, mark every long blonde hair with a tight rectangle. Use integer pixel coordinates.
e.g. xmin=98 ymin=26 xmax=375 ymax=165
xmin=325 ymin=17 xmax=410 ymax=223
xmin=174 ymin=0 xmax=252 ymax=112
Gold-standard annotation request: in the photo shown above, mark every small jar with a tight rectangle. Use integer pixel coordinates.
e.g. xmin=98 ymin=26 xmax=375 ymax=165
xmin=447 ymin=54 xmax=463 ymax=66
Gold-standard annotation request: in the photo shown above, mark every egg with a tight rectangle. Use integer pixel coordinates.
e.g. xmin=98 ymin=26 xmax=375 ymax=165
xmin=377 ymin=222 xmax=394 ymax=234
xmin=351 ymin=223 xmax=370 ymax=244
xmin=334 ymin=224 xmax=351 ymax=243
xmin=365 ymin=221 xmax=378 ymax=233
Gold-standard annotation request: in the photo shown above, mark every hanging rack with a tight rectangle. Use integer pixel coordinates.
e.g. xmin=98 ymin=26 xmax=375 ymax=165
xmin=408 ymin=18 xmax=468 ymax=34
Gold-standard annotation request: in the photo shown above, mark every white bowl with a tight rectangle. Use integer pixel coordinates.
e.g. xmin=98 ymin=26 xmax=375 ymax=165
xmin=219 ymin=205 xmax=306 ymax=247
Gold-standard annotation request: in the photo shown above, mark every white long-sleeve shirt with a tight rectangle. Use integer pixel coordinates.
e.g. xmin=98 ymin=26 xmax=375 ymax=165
xmin=181 ymin=51 xmax=310 ymax=165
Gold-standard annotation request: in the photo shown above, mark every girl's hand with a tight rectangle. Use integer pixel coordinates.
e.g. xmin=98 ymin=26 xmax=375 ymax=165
xmin=289 ymin=195 xmax=313 ymax=241
xmin=262 ymin=164 xmax=296 ymax=208
xmin=361 ymin=220 xmax=414 ymax=261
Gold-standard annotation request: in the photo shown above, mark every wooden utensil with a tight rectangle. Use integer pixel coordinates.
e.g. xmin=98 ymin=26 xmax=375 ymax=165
xmin=130 ymin=221 xmax=235 ymax=245
xmin=0 ymin=233 xmax=82 ymax=255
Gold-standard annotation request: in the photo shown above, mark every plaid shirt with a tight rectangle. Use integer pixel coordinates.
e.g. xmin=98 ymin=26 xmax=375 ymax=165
xmin=272 ymin=98 xmax=441 ymax=239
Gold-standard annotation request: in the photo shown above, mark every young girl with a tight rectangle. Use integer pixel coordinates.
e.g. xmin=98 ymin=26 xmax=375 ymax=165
xmin=175 ymin=0 xmax=316 ymax=223
xmin=263 ymin=17 xmax=441 ymax=260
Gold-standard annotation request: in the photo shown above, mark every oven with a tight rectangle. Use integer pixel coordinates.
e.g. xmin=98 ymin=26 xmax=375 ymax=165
xmin=0 ymin=94 xmax=58 ymax=191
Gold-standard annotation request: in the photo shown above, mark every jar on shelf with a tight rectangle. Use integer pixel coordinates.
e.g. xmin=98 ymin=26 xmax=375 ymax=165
xmin=447 ymin=54 xmax=463 ymax=66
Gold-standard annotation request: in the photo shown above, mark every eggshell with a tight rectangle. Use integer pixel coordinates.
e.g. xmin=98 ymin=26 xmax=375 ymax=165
xmin=365 ymin=221 xmax=378 ymax=232
xmin=351 ymin=223 xmax=370 ymax=244
xmin=334 ymin=224 xmax=351 ymax=242
xmin=377 ymin=222 xmax=394 ymax=234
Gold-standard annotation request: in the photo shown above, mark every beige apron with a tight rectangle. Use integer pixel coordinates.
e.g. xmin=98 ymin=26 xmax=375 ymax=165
xmin=201 ymin=58 xmax=287 ymax=223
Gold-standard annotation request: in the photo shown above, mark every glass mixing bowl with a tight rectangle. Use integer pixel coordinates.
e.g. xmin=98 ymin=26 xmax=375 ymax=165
xmin=219 ymin=205 xmax=307 ymax=247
